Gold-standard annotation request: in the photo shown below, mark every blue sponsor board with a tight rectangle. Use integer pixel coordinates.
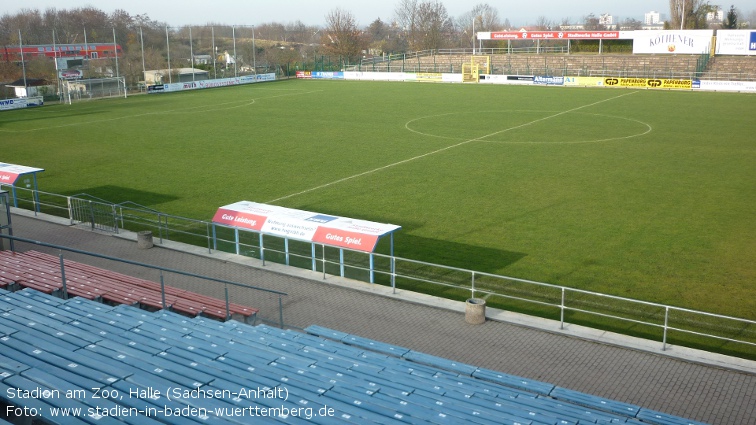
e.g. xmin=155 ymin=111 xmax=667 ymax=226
xmin=534 ymin=76 xmax=565 ymax=85
xmin=305 ymin=214 xmax=339 ymax=224
xmin=692 ymin=79 xmax=701 ymax=89
xmin=750 ymin=31 xmax=756 ymax=51
xmin=312 ymin=72 xmax=345 ymax=80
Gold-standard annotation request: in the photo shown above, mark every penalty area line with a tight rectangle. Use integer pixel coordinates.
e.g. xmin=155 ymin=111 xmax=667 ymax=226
xmin=266 ymin=90 xmax=639 ymax=204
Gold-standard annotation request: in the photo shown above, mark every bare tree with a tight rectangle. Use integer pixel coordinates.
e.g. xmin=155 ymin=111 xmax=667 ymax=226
xmin=457 ymin=4 xmax=502 ymax=49
xmin=534 ymin=16 xmax=554 ymax=30
xmin=394 ymin=0 xmax=421 ymax=51
xmin=583 ymin=13 xmax=605 ymax=30
xmin=413 ymin=1 xmax=453 ymax=51
xmin=668 ymin=0 xmax=715 ymax=29
xmin=322 ymin=8 xmax=365 ymax=63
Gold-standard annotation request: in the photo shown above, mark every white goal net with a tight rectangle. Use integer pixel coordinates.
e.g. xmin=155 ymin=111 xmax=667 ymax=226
xmin=62 ymin=77 xmax=127 ymax=103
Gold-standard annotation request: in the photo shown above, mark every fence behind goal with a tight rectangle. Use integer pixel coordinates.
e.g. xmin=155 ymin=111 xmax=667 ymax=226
xmin=61 ymin=77 xmax=127 ymax=103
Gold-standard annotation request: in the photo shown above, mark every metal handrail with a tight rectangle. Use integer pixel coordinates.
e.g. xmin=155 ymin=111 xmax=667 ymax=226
xmin=3 ymin=173 xmax=755 ymax=357
xmin=0 ymin=234 xmax=288 ymax=327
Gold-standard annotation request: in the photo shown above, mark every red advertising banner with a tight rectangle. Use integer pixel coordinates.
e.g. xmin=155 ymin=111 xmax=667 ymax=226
xmin=0 ymin=163 xmax=44 ymax=185
xmin=0 ymin=171 xmax=19 ymax=184
xmin=212 ymin=208 xmax=267 ymax=231
xmin=312 ymin=227 xmax=381 ymax=252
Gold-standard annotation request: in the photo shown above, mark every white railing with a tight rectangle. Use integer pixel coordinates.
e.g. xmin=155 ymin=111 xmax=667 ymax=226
xmin=4 ymin=185 xmax=755 ymax=358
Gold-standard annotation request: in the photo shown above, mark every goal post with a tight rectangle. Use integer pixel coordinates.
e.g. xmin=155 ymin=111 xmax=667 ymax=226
xmin=62 ymin=77 xmax=127 ymax=104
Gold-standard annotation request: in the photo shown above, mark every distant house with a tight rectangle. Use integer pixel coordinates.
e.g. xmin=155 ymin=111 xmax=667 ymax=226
xmin=193 ymin=54 xmax=213 ymax=65
xmin=5 ymin=78 xmax=54 ymax=97
xmin=143 ymin=68 xmax=210 ymax=85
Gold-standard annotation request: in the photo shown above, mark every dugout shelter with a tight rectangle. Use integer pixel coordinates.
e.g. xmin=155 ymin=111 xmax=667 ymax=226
xmin=212 ymin=201 xmax=401 ymax=283
xmin=0 ymin=162 xmax=44 ymax=212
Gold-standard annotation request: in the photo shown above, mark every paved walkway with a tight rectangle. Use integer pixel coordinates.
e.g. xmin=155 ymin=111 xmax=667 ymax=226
xmin=6 ymin=210 xmax=756 ymax=425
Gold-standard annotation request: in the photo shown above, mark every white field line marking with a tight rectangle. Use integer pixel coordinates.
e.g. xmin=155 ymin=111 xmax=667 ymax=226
xmin=267 ymin=91 xmax=639 ymax=204
xmin=0 ymin=90 xmax=322 ymax=133
xmin=406 ymin=110 xmax=653 ymax=145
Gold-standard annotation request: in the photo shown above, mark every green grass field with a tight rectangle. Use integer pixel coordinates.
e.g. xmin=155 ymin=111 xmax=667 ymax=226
xmin=1 ymin=80 xmax=755 ymax=322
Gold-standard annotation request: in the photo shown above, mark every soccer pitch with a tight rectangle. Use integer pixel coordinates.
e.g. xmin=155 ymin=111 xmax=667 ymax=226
xmin=1 ymin=80 xmax=754 ymax=320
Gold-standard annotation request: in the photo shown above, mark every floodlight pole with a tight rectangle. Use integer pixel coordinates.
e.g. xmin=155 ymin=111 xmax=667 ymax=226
xmin=212 ymin=27 xmax=217 ymax=79
xmin=166 ymin=26 xmax=172 ymax=83
xmin=232 ymin=25 xmax=238 ymax=77
xmin=140 ymin=27 xmax=146 ymax=84
xmin=472 ymin=18 xmax=475 ymax=54
xmin=113 ymin=27 xmax=120 ymax=78
xmin=18 ymin=30 xmax=27 ymax=94
xmin=189 ymin=27 xmax=195 ymax=82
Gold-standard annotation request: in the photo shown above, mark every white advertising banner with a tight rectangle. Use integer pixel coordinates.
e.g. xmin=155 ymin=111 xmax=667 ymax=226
xmin=632 ymin=30 xmax=713 ymax=54
xmin=716 ymin=30 xmax=756 ymax=55
xmin=344 ymin=72 xmax=416 ymax=81
xmin=479 ymin=75 xmax=534 ymax=85
xmin=694 ymin=79 xmax=756 ymax=92
xmin=0 ymin=97 xmax=43 ymax=111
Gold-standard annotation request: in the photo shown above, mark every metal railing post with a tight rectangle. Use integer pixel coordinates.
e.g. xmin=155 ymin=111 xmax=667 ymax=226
xmin=560 ymin=287 xmax=566 ymax=330
xmin=89 ymin=201 xmax=95 ymax=230
xmin=471 ymin=271 xmax=476 ymax=299
xmin=159 ymin=270 xmax=167 ymax=310
xmin=224 ymin=284 xmax=230 ymax=320
xmin=663 ymin=306 xmax=670 ymax=351
xmin=391 ymin=256 xmax=396 ymax=294
xmin=58 ymin=252 xmax=68 ymax=299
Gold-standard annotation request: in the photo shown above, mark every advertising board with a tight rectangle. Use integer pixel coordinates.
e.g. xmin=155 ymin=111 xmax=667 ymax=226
xmin=481 ymin=31 xmax=627 ymax=40
xmin=716 ymin=30 xmax=756 ymax=55
xmin=0 ymin=97 xmax=44 ymax=111
xmin=150 ymin=74 xmax=274 ymax=94
xmin=693 ymin=79 xmax=756 ymax=92
xmin=603 ymin=77 xmax=692 ymax=90
xmin=632 ymin=30 xmax=713 ymax=54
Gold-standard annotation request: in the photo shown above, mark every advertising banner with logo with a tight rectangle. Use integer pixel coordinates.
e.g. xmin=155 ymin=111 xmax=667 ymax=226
xmin=311 ymin=72 xmax=345 ymax=80
xmin=562 ymin=77 xmax=605 ymax=87
xmin=631 ymin=30 xmax=713 ymax=54
xmin=0 ymin=97 xmax=43 ymax=111
xmin=480 ymin=31 xmax=628 ymax=40
xmin=213 ymin=201 xmax=401 ymax=252
xmin=603 ymin=77 xmax=692 ymax=90
xmin=416 ymin=73 xmax=443 ymax=82
xmin=716 ymin=30 xmax=756 ymax=55
xmin=479 ymin=75 xmax=535 ymax=85
xmin=156 ymin=74 xmax=275 ymax=93
xmin=693 ymin=79 xmax=756 ymax=92
xmin=534 ymin=76 xmax=565 ymax=86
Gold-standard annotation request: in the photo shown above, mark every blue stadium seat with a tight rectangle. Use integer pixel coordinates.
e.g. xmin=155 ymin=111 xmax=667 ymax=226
xmin=0 ymin=289 xmax=711 ymax=425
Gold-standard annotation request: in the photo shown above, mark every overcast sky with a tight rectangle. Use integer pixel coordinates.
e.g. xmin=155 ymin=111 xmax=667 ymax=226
xmin=2 ymin=1 xmax=753 ymax=27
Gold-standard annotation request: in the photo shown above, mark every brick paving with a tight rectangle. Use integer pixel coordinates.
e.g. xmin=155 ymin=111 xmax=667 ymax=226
xmin=6 ymin=213 xmax=756 ymax=425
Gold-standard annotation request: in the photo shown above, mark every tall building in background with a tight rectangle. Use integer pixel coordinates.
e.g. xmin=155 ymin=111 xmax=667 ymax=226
xmin=644 ymin=11 xmax=661 ymax=25
xmin=706 ymin=7 xmax=724 ymax=22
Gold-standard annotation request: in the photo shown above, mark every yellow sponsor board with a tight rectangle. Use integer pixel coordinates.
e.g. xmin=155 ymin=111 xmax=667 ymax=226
xmin=603 ymin=77 xmax=692 ymax=90
xmin=563 ymin=77 xmax=605 ymax=86
xmin=416 ymin=73 xmax=443 ymax=82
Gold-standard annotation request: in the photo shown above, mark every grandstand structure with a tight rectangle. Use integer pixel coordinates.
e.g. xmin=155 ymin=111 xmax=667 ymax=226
xmin=354 ymin=50 xmax=756 ymax=81
xmin=0 ymin=287 xmax=710 ymax=425
xmin=1 ymin=209 xmax=754 ymax=424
